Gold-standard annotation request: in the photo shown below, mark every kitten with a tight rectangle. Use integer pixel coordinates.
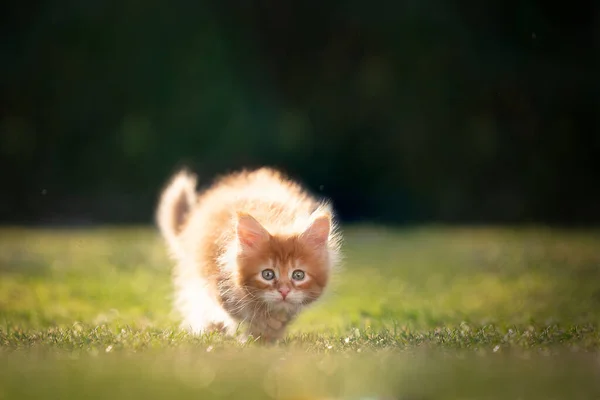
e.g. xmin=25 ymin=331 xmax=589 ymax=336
xmin=156 ymin=167 xmax=342 ymax=342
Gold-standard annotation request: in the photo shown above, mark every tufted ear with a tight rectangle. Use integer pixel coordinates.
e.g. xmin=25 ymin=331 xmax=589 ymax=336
xmin=236 ymin=212 xmax=270 ymax=251
xmin=299 ymin=213 xmax=331 ymax=248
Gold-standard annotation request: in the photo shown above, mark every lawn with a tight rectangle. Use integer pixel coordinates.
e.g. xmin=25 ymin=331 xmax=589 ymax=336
xmin=1 ymin=226 xmax=599 ymax=399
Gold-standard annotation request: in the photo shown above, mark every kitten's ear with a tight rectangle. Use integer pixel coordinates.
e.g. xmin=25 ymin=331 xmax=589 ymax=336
xmin=300 ymin=213 xmax=331 ymax=248
xmin=236 ymin=212 xmax=270 ymax=251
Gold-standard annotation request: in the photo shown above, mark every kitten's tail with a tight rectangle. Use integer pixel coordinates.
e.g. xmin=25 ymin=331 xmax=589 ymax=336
xmin=156 ymin=169 xmax=197 ymax=258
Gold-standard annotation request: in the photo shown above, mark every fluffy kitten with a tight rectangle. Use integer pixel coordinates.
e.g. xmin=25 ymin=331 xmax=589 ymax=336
xmin=156 ymin=167 xmax=341 ymax=341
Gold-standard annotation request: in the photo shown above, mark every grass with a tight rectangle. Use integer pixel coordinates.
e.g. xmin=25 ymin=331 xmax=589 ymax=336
xmin=1 ymin=226 xmax=599 ymax=399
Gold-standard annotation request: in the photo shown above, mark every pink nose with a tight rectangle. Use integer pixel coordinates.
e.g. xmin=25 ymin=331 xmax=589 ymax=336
xmin=278 ymin=287 xmax=291 ymax=299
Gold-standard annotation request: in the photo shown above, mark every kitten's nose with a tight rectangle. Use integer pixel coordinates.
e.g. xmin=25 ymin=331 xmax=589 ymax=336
xmin=278 ymin=287 xmax=291 ymax=299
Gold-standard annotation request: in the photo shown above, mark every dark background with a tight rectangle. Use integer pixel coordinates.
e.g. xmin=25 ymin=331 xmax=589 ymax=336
xmin=1 ymin=0 xmax=598 ymax=226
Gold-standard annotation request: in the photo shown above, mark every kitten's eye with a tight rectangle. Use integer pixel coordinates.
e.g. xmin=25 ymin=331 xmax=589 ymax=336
xmin=292 ymin=270 xmax=305 ymax=281
xmin=261 ymin=269 xmax=275 ymax=281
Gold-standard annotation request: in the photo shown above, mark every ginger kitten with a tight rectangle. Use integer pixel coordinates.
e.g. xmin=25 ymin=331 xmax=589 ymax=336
xmin=156 ymin=167 xmax=342 ymax=341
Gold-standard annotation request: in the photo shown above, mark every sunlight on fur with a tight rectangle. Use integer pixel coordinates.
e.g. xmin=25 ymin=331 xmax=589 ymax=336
xmin=156 ymin=167 xmax=342 ymax=342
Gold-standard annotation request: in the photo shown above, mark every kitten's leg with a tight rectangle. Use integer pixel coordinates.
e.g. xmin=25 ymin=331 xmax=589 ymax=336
xmin=205 ymin=321 xmax=226 ymax=333
xmin=176 ymin=272 xmax=238 ymax=336
xmin=247 ymin=309 xmax=297 ymax=343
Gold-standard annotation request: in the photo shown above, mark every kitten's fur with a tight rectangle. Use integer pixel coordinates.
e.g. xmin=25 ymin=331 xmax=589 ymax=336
xmin=156 ymin=167 xmax=341 ymax=341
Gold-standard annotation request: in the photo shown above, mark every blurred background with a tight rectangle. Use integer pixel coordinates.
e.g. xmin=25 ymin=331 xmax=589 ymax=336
xmin=1 ymin=0 xmax=598 ymax=226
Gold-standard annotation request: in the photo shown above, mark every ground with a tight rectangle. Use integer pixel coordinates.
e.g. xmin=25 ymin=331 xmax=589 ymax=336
xmin=1 ymin=226 xmax=599 ymax=399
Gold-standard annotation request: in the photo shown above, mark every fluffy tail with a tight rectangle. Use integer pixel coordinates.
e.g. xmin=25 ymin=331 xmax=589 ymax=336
xmin=156 ymin=169 xmax=197 ymax=258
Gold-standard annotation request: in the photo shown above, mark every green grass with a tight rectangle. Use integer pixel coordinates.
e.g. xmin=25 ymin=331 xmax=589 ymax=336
xmin=1 ymin=226 xmax=600 ymax=399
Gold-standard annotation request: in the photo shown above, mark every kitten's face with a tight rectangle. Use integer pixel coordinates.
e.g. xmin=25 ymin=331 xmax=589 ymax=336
xmin=238 ymin=238 xmax=330 ymax=310
xmin=235 ymin=213 xmax=332 ymax=310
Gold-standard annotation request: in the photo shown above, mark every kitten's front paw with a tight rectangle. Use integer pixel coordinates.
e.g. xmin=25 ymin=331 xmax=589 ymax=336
xmin=266 ymin=316 xmax=284 ymax=330
xmin=248 ymin=321 xmax=286 ymax=343
xmin=272 ymin=309 xmax=292 ymax=322
xmin=206 ymin=321 xmax=227 ymax=333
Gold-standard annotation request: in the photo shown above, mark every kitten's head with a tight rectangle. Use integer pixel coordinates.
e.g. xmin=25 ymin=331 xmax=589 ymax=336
xmin=234 ymin=211 xmax=336 ymax=311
